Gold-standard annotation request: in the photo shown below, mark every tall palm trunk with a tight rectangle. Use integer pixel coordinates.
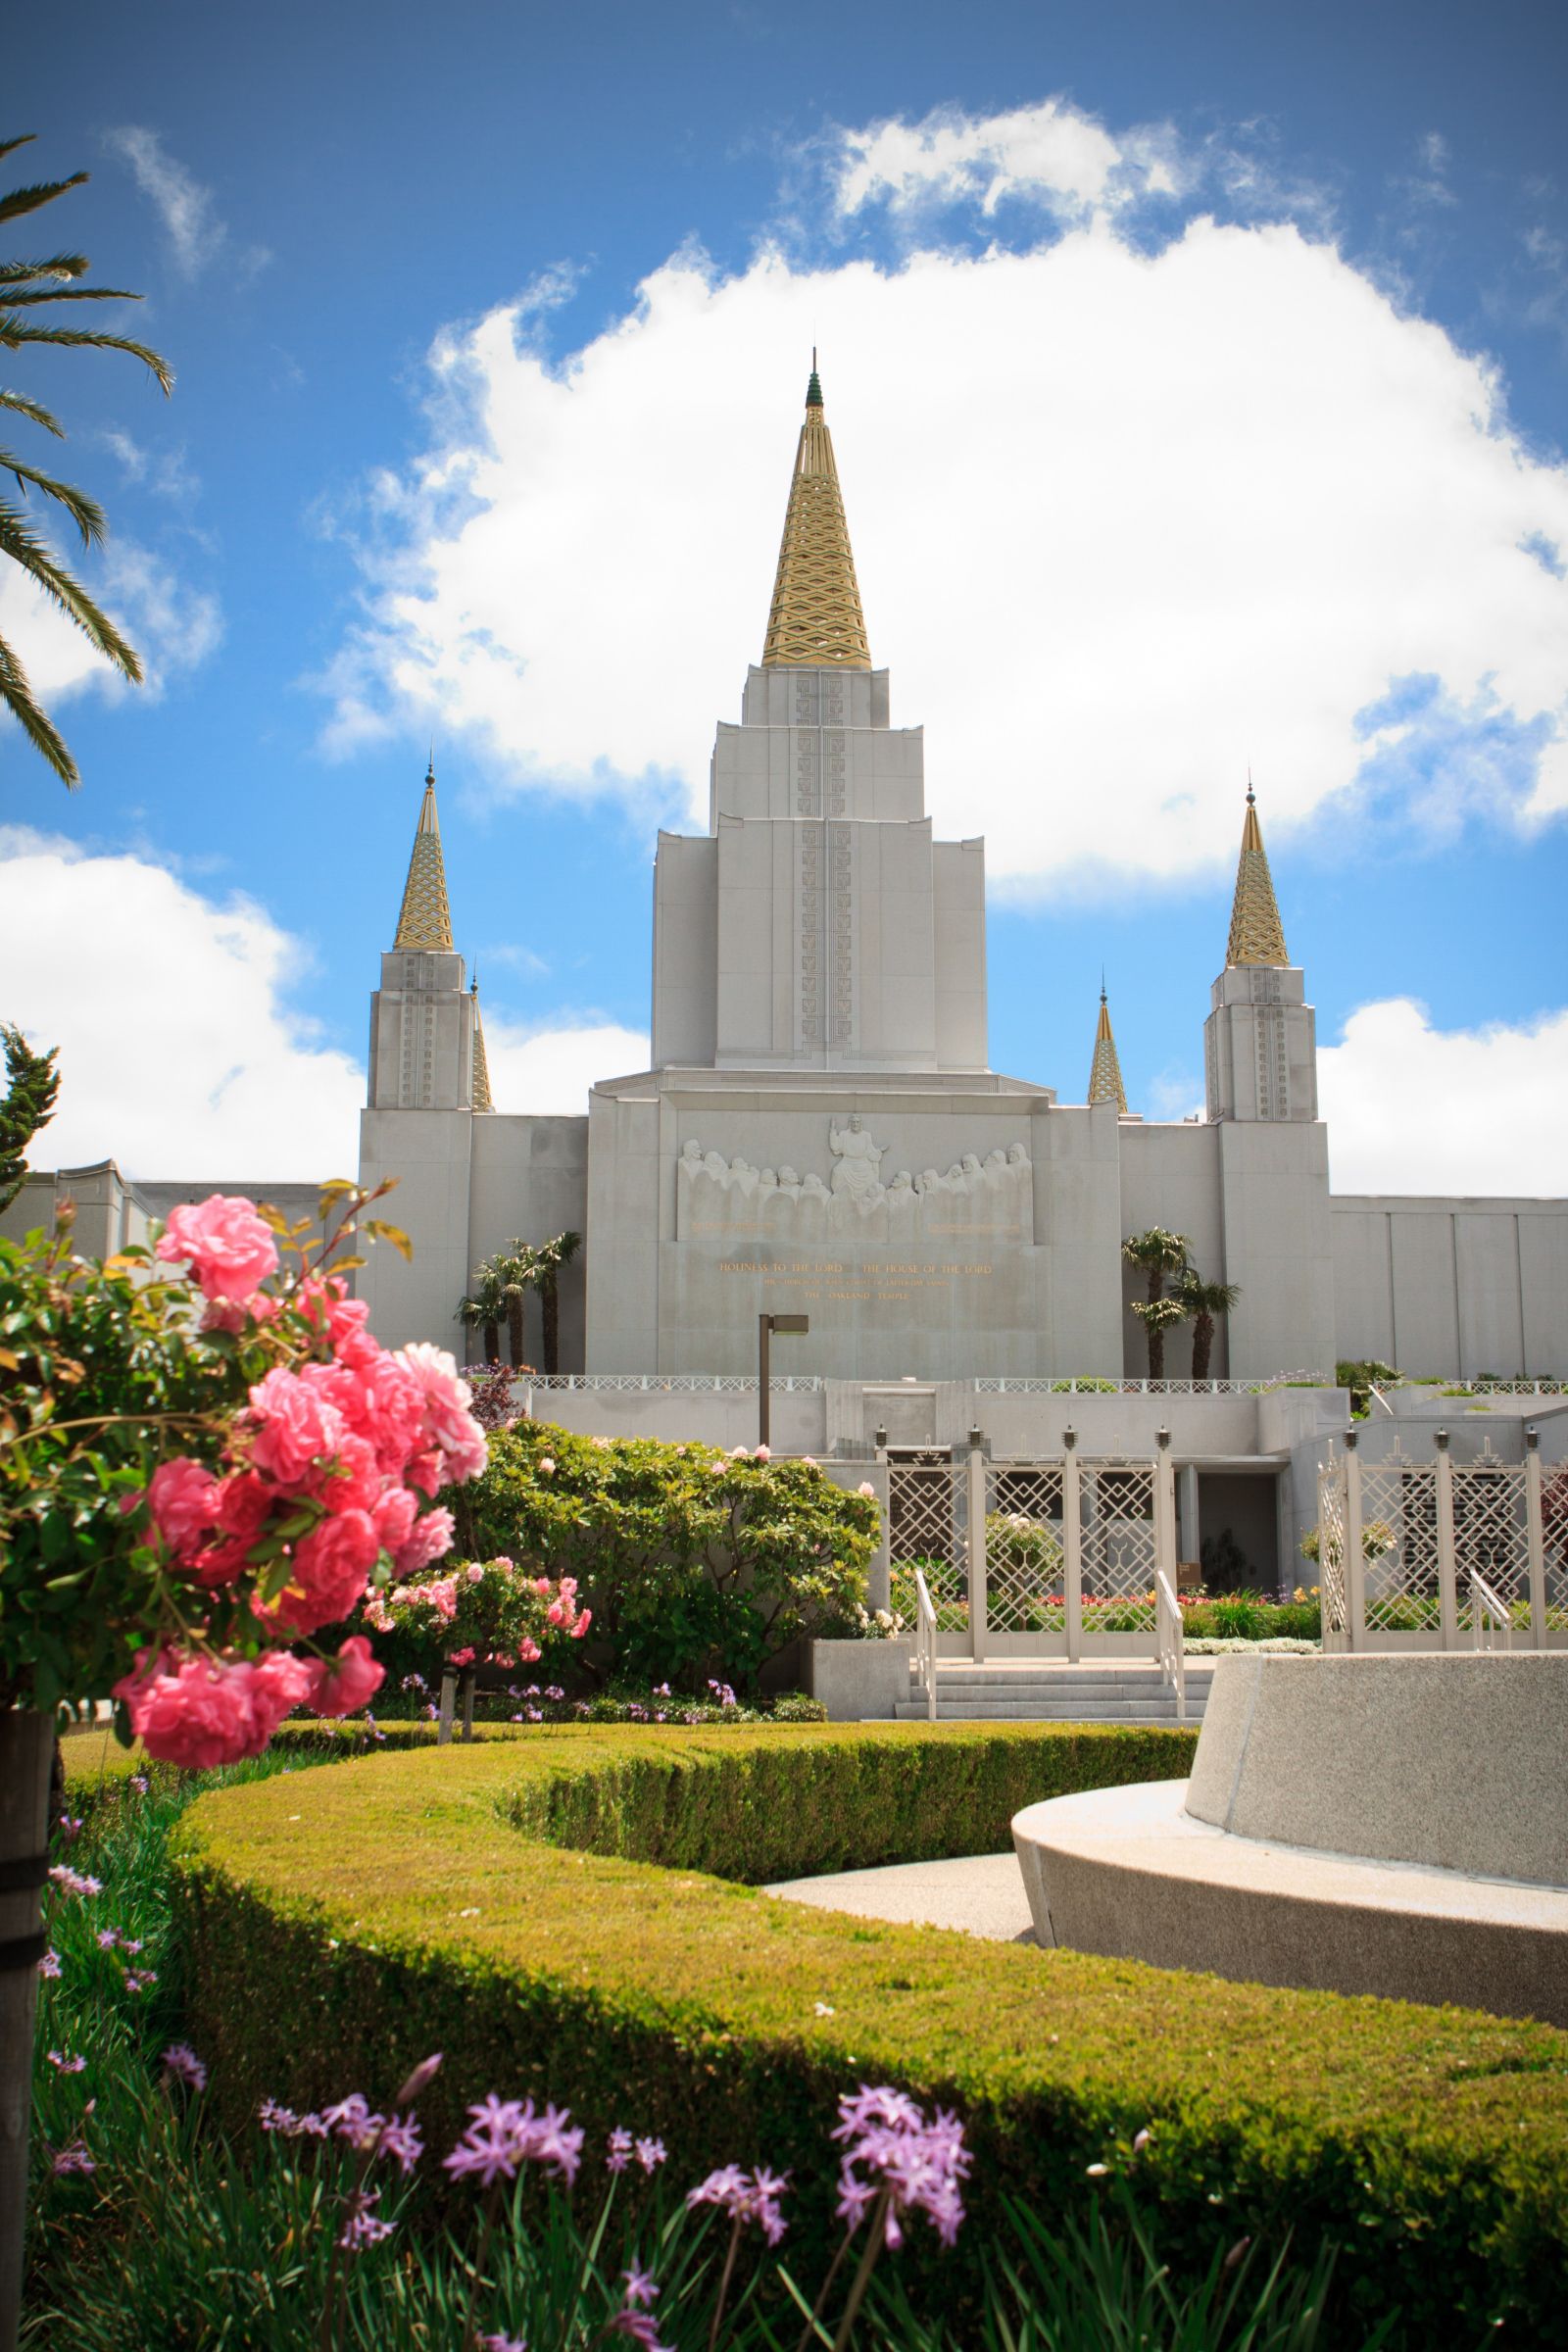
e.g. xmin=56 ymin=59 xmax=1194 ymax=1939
xmin=506 ymin=1295 xmax=525 ymax=1369
xmin=483 ymin=1317 xmax=500 ymax=1366
xmin=540 ymin=1275 xmax=560 ymax=1377
xmin=1191 ymin=1308 xmax=1215 ymax=1382
xmin=1148 ymin=1319 xmax=1167 ymax=1381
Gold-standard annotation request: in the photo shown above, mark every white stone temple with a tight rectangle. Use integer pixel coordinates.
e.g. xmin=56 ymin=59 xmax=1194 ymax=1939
xmin=350 ymin=366 xmax=1568 ymax=1389
xmin=9 ymin=367 xmax=1567 ymax=1407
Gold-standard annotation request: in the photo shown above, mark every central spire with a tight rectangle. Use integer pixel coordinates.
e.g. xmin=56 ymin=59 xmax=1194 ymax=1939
xmin=760 ymin=359 xmax=871 ymax=668
xmin=1225 ymin=783 xmax=1289 ymax=966
xmin=393 ymin=758 xmax=456 ymax=953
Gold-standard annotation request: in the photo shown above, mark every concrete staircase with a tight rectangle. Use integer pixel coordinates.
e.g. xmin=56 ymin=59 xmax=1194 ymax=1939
xmin=892 ymin=1662 xmax=1213 ymax=1726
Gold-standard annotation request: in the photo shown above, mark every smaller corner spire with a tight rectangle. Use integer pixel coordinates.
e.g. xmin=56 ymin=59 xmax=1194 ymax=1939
xmin=1088 ymin=979 xmax=1128 ymax=1113
xmin=393 ymin=758 xmax=455 ymax=952
xmin=1225 ymin=779 xmax=1289 ymax=967
xmin=469 ymin=970 xmax=494 ymax=1112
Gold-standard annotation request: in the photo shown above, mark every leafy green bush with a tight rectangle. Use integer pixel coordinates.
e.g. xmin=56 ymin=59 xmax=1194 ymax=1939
xmin=450 ymin=1422 xmax=876 ymax=1692
xmin=168 ymin=1727 xmax=1568 ymax=2347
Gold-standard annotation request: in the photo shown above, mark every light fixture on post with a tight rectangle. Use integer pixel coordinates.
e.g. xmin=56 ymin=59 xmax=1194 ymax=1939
xmin=758 ymin=1312 xmax=809 ymax=1448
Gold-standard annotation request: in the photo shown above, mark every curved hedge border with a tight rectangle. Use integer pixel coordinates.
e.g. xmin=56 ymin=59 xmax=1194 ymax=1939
xmin=168 ymin=1725 xmax=1568 ymax=2346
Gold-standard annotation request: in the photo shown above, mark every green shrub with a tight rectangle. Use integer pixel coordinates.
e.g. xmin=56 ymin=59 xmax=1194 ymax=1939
xmin=450 ymin=1422 xmax=876 ymax=1691
xmin=169 ymin=1726 xmax=1567 ymax=2348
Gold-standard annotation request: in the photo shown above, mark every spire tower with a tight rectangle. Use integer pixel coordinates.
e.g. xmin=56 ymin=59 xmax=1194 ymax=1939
xmin=1087 ymin=982 xmax=1128 ymax=1112
xmin=1225 ymin=784 xmax=1288 ymax=967
xmin=760 ymin=361 xmax=870 ymax=668
xmin=470 ymin=977 xmax=494 ymax=1113
xmin=394 ymin=760 xmax=455 ymax=953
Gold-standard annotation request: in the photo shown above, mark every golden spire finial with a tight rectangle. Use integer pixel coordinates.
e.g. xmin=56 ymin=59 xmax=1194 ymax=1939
xmin=760 ymin=360 xmax=870 ymax=668
xmin=1087 ymin=976 xmax=1128 ymax=1112
xmin=393 ymin=759 xmax=456 ymax=952
xmin=1225 ymin=778 xmax=1289 ymax=966
xmin=469 ymin=973 xmax=494 ymax=1112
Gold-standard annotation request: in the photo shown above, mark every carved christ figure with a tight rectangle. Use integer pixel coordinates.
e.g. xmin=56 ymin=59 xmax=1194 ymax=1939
xmin=829 ymin=1113 xmax=884 ymax=1200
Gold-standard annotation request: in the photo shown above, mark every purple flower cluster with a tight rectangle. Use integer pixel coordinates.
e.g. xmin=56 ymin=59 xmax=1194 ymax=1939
xmin=257 ymin=2090 xmax=422 ymax=2173
xmin=96 ymin=1927 xmax=144 ymax=1953
xmin=163 ymin=2043 xmax=209 ymax=2092
xmin=48 ymin=1864 xmax=102 ymax=1898
xmin=122 ymin=1967 xmax=158 ymax=1996
xmin=832 ymin=2085 xmax=970 ymax=2250
xmin=686 ymin=2162 xmax=790 ymax=2246
xmin=706 ymin=1680 xmax=737 ymax=1708
xmin=443 ymin=2096 xmax=584 ymax=2188
xmin=37 ymin=1948 xmax=61 ymax=1979
xmin=338 ymin=2186 xmax=395 ymax=2249
xmin=47 ymin=2049 xmax=86 ymax=2074
xmin=605 ymin=2128 xmax=666 ymax=2176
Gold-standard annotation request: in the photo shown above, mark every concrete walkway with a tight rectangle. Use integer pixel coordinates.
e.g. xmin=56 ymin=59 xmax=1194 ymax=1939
xmin=764 ymin=1851 xmax=1035 ymax=1942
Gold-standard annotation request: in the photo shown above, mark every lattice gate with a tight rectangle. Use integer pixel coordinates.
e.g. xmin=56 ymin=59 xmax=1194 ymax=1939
xmin=1314 ymin=1431 xmax=1560 ymax=1648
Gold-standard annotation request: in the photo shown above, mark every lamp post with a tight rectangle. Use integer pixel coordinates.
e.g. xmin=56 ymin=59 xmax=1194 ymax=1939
xmin=758 ymin=1312 xmax=808 ymax=1448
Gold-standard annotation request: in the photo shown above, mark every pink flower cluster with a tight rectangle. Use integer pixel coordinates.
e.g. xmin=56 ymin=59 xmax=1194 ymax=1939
xmin=118 ymin=1199 xmax=492 ymax=1768
xmin=443 ymin=2095 xmax=584 ymax=2188
xmin=686 ymin=2163 xmax=790 ymax=2246
xmin=832 ymin=2084 xmax=970 ymax=2250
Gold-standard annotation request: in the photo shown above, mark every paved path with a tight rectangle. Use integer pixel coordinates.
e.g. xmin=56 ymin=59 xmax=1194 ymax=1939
xmin=763 ymin=1851 xmax=1036 ymax=1942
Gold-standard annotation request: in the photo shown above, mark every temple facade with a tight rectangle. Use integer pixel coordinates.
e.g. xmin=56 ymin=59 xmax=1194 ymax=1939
xmin=8 ymin=368 xmax=1565 ymax=1395
xmin=350 ymin=368 xmax=1568 ymax=1385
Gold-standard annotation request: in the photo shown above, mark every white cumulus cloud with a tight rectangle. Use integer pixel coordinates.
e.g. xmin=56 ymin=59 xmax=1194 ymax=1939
xmin=103 ymin=126 xmax=229 ymax=278
xmin=1320 ymin=998 xmax=1568 ymax=1195
xmin=0 ymin=829 xmax=364 ymax=1182
xmin=319 ymin=99 xmax=1568 ymax=895
xmin=0 ymin=539 xmax=220 ymax=710
xmin=483 ymin=1012 xmax=648 ymax=1112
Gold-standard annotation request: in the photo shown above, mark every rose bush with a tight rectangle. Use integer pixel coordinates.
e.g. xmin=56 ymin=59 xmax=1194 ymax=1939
xmin=451 ymin=1422 xmax=877 ymax=1691
xmin=0 ymin=1183 xmax=488 ymax=1766
xmin=362 ymin=1553 xmax=592 ymax=1685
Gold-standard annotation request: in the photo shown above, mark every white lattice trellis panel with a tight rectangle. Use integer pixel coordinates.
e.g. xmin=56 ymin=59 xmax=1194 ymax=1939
xmin=888 ymin=1458 xmax=968 ymax=1633
xmin=985 ymin=1463 xmax=1066 ymax=1633
xmin=1081 ymin=1459 xmax=1157 ymax=1632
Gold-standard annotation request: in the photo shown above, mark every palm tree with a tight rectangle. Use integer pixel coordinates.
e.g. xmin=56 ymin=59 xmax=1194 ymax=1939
xmin=456 ymin=1258 xmax=508 ymax=1367
xmin=527 ymin=1230 xmax=582 ymax=1377
xmin=1121 ymin=1227 xmax=1192 ymax=1379
xmin=1176 ymin=1272 xmax=1242 ymax=1382
xmin=491 ymin=1242 xmax=536 ymax=1371
xmin=1132 ymin=1297 xmax=1190 ymax=1382
xmin=2 ymin=136 xmax=173 ymax=788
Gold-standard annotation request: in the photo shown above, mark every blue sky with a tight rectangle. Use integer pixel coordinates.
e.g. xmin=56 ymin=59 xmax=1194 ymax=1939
xmin=2 ymin=0 xmax=1565 ymax=1188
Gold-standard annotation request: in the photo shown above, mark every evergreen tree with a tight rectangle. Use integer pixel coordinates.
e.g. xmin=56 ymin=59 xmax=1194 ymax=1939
xmin=0 ymin=1021 xmax=60 ymax=1210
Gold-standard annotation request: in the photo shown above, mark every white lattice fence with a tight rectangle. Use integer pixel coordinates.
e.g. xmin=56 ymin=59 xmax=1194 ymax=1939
xmin=888 ymin=1457 xmax=968 ymax=1634
xmin=1358 ymin=1445 xmax=1441 ymax=1635
xmin=984 ymin=1462 xmax=1066 ymax=1634
xmin=1452 ymin=1446 xmax=1529 ymax=1632
xmin=1315 ymin=1461 xmax=1348 ymax=1650
xmin=1081 ymin=1459 xmax=1158 ymax=1635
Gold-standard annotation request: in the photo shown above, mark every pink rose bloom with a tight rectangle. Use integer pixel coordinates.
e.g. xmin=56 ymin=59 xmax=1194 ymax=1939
xmin=247 ymin=1368 xmax=346 ymax=1486
xmin=302 ymin=1635 xmax=384 ymax=1718
xmin=145 ymin=1458 xmax=220 ymax=1557
xmin=538 ymin=1457 xmax=556 ymax=1475
xmin=517 ymin=1636 xmax=542 ymax=1663
xmin=371 ymin=1485 xmax=417 ymax=1555
xmin=754 ymin=1445 xmax=771 ymax=1462
xmin=466 ymin=1562 xmax=485 ymax=1583
xmin=448 ymin=1646 xmax=476 ymax=1667
xmin=492 ymin=1556 xmax=514 ymax=1571
xmin=392 ymin=1506 xmax=455 ymax=1579
xmin=405 ymin=1448 xmax=445 ymax=1498
xmin=313 ymin=1433 xmax=381 ymax=1517
xmin=114 ymin=1648 xmax=313 ymax=1769
xmin=707 ymin=1462 xmax=727 ymax=1479
xmin=571 ymin=1608 xmax=592 ymax=1639
xmin=858 ymin=1481 xmax=876 ymax=1499
xmin=270 ymin=1508 xmax=381 ymax=1635
xmin=533 ymin=1577 xmax=552 ymax=1597
xmin=156 ymin=1197 xmax=279 ymax=1303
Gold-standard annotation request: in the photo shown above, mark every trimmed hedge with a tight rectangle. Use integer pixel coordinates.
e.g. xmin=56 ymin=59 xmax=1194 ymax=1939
xmin=168 ymin=1725 xmax=1568 ymax=2347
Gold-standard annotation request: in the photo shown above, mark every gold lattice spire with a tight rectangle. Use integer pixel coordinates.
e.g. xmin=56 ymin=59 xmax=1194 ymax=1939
xmin=470 ymin=978 xmax=494 ymax=1112
xmin=760 ymin=360 xmax=870 ymax=668
xmin=1225 ymin=784 xmax=1289 ymax=966
xmin=1087 ymin=982 xmax=1128 ymax=1112
xmin=394 ymin=759 xmax=455 ymax=952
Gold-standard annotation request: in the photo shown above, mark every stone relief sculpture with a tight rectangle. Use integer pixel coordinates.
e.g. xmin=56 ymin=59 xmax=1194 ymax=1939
xmin=677 ymin=1119 xmax=1032 ymax=1238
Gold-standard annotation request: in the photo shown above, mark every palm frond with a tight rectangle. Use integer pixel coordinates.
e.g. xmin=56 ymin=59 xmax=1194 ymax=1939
xmin=0 ymin=631 xmax=78 ymax=786
xmin=0 ymin=252 xmax=90 ymax=284
xmin=0 ymin=495 xmax=142 ymax=678
xmin=3 ymin=283 xmax=148 ymax=308
xmin=0 ymin=316 xmax=172 ymax=393
xmin=0 ymin=172 xmax=89 ymax=229
xmin=0 ymin=449 xmax=105 ymax=545
xmin=0 ymin=388 xmax=65 ymax=436
xmin=0 ymin=137 xmax=37 ymax=169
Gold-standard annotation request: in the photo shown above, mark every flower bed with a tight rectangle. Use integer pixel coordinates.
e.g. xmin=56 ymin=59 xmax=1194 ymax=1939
xmin=168 ymin=1724 xmax=1568 ymax=2346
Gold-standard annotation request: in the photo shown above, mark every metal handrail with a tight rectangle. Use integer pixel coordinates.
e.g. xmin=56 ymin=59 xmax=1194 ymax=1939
xmin=912 ymin=1566 xmax=939 ymax=1725
xmin=1154 ymin=1566 xmax=1187 ymax=1724
xmin=1471 ymin=1570 xmax=1514 ymax=1652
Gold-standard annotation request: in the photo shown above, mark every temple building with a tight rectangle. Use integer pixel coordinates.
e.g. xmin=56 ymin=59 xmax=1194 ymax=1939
xmin=9 ymin=368 xmax=1567 ymax=1410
